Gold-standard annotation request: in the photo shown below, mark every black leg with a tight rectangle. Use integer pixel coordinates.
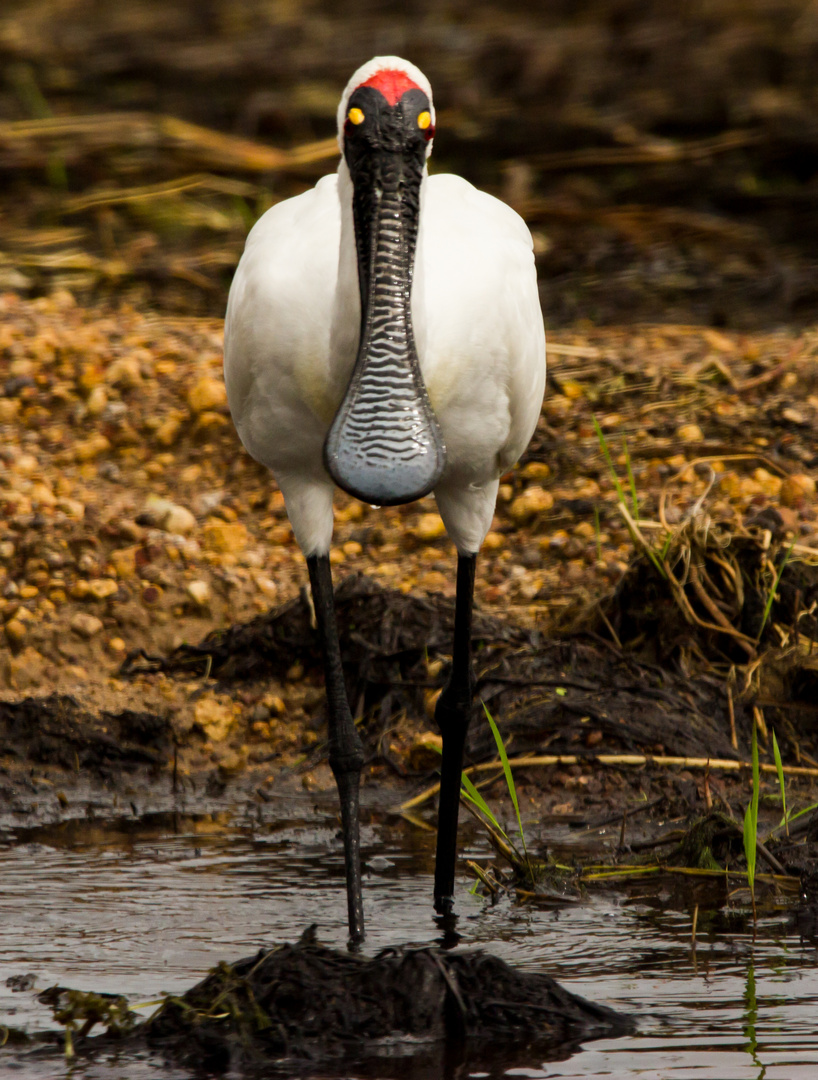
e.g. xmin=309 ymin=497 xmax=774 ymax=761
xmin=433 ymin=553 xmax=477 ymax=915
xmin=307 ymin=554 xmax=365 ymax=943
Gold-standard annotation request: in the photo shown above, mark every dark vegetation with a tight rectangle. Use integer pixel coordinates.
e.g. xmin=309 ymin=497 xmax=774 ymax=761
xmin=0 ymin=0 xmax=817 ymax=326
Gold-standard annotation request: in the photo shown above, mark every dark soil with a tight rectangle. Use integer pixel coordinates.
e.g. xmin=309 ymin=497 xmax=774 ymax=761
xmin=0 ymin=693 xmax=171 ymax=773
xmin=120 ymin=567 xmax=784 ymax=766
xmin=135 ymin=931 xmax=632 ymax=1076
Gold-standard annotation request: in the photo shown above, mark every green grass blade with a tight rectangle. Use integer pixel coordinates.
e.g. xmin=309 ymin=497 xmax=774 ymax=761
xmin=743 ymin=722 xmax=759 ymax=905
xmin=623 ymin=438 xmax=639 ymax=520
xmin=594 ymin=505 xmax=602 ymax=562
xmin=592 ymin=416 xmax=627 ymax=506
xmin=460 ymin=772 xmax=508 ymax=840
xmin=758 ymin=540 xmax=795 ymax=638
xmin=483 ymin=703 xmax=527 ymax=858
xmin=743 ymin=802 xmax=756 ymax=894
xmin=772 ymin=730 xmax=788 ymax=836
xmin=784 ymin=801 xmax=818 ymax=826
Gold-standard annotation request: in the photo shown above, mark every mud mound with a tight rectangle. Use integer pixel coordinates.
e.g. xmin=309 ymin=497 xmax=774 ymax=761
xmin=603 ymin=523 xmax=818 ymax=667
xmin=123 ymin=573 xmax=526 ymax=683
xmin=141 ymin=934 xmax=631 ymax=1074
xmin=470 ymin=635 xmax=742 ymax=761
xmin=123 ymin=574 xmax=750 ymax=763
xmin=0 ymin=694 xmax=171 ymax=773
xmin=121 ymin=576 xmax=738 ymax=760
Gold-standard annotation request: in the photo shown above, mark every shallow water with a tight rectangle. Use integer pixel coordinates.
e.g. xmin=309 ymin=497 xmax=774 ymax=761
xmin=1 ymin=801 xmax=817 ymax=1079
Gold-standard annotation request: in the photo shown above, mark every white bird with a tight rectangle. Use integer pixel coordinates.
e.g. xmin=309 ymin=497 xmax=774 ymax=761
xmin=224 ymin=56 xmax=546 ymax=942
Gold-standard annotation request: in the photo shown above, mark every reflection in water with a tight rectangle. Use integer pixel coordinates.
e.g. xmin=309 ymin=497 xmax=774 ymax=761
xmin=1 ymin=811 xmax=818 ymax=1078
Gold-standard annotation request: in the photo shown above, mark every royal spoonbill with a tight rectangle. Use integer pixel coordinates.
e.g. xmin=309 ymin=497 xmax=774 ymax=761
xmin=224 ymin=56 xmax=546 ymax=942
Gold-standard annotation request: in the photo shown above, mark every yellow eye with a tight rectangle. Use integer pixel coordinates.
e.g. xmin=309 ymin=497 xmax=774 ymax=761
xmin=417 ymin=110 xmax=432 ymax=130
xmin=348 ymin=107 xmax=365 ymax=125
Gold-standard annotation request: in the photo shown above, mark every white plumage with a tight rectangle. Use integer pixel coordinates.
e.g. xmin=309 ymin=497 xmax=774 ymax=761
xmin=224 ymin=58 xmax=545 ymax=557
xmin=224 ymin=56 xmax=546 ymax=940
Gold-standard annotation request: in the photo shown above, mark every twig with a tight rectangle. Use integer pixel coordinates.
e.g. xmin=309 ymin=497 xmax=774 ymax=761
xmin=664 ymin=555 xmax=757 ymax=657
xmin=62 ymin=173 xmax=259 ymax=214
xmin=755 ymin=838 xmax=786 ymax=876
xmin=727 ymin=681 xmax=738 ymax=751
xmin=753 ymin=705 xmax=769 ymax=744
xmin=581 ymin=865 xmax=796 ymax=885
xmin=466 ymin=860 xmax=500 ymax=897
xmin=528 ymin=128 xmax=763 ymax=172
xmin=734 ymin=342 xmax=801 ymax=392
xmin=393 ymin=754 xmax=818 ymax=813
xmin=0 ymin=112 xmax=338 ymax=173
xmin=688 ymin=559 xmax=756 ymax=658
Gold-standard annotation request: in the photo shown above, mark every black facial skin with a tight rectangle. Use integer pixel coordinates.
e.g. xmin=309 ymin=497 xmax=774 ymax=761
xmin=323 ymin=84 xmax=445 ymax=508
xmin=342 ymin=86 xmax=432 ymax=312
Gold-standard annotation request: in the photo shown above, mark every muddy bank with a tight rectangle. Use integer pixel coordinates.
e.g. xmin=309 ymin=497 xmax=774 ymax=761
xmin=131 ymin=933 xmax=632 ymax=1075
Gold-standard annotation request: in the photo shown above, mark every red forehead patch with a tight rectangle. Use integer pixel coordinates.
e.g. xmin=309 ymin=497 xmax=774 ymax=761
xmin=357 ymin=69 xmax=422 ymax=106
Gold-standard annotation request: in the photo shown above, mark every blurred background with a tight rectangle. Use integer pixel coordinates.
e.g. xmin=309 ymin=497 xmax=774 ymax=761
xmin=1 ymin=0 xmax=817 ymax=327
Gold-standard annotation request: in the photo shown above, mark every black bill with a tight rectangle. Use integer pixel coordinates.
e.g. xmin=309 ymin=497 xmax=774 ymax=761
xmin=324 ymin=85 xmax=445 ymax=507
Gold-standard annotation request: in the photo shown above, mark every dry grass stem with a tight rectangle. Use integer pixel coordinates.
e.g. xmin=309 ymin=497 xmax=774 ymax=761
xmin=395 ymin=754 xmax=818 ymax=814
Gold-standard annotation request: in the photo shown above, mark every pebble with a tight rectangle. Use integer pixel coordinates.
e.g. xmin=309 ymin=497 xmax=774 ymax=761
xmin=0 ymin=399 xmax=20 ymax=422
xmin=70 ymin=612 xmax=103 ymax=638
xmin=163 ymin=503 xmax=197 ymax=535
xmin=56 ymin=497 xmax=85 ymax=519
xmin=4 ymin=618 xmax=27 ymax=648
xmin=203 ymin=520 xmax=248 ymax=553
xmin=752 ymin=467 xmax=781 ymax=497
xmin=780 ymin=473 xmax=816 ymax=508
xmin=187 ymin=376 xmax=227 ymax=415
xmin=677 ymin=423 xmax=705 ymax=443
xmin=105 ymin=356 xmax=142 ymax=388
xmin=254 ymin=575 xmax=278 ymax=601
xmin=29 ymin=482 xmax=56 ymax=507
xmin=186 ymin=580 xmax=211 ymax=608
xmin=87 ymin=578 xmax=118 ymax=600
xmin=194 ymin=411 xmax=229 ymax=432
xmin=217 ymin=752 xmax=247 ymax=778
xmin=414 ymin=513 xmax=446 ymax=540
xmin=86 ymin=386 xmax=108 ymax=416
xmin=74 ymin=434 xmax=111 ymax=462
xmin=521 ymin=461 xmax=551 ymax=479
xmin=419 ymin=570 xmax=447 ymax=591
xmin=141 ymin=495 xmax=196 ymax=535
xmin=109 ymin=547 xmax=138 ymax=578
xmin=194 ymin=695 xmax=235 ymax=741
xmin=13 ymin=453 xmax=38 ymax=475
xmin=155 ymin=416 xmax=182 ymax=447
xmin=2 ymin=646 xmax=45 ymax=689
xmin=508 ymin=485 xmax=554 ymax=522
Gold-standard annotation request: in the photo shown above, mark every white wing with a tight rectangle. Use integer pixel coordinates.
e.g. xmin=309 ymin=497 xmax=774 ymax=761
xmin=224 ymin=173 xmax=341 ymax=479
xmin=416 ymin=174 xmax=545 ymax=551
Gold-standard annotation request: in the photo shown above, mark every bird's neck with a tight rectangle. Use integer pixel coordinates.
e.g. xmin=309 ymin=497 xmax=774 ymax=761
xmin=329 ymin=159 xmax=428 ymax=389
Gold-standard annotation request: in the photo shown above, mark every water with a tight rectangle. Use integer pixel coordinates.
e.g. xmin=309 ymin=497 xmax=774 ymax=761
xmin=1 ymin=803 xmax=817 ymax=1078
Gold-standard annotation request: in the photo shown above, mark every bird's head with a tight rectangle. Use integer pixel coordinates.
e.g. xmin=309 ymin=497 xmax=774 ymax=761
xmin=336 ymin=56 xmax=435 ymax=162
xmin=324 ymin=57 xmax=445 ymax=507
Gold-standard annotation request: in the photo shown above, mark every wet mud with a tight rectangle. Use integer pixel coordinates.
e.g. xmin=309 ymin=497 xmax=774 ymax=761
xmin=134 ymin=932 xmax=631 ymax=1075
